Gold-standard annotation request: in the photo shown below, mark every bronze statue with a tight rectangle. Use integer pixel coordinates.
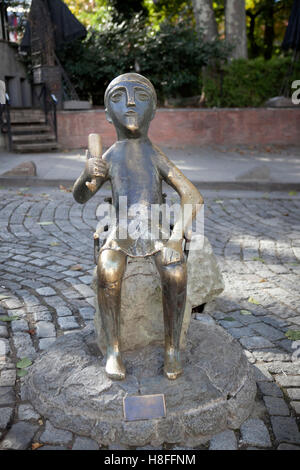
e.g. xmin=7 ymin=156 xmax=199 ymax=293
xmin=73 ymin=73 xmax=203 ymax=381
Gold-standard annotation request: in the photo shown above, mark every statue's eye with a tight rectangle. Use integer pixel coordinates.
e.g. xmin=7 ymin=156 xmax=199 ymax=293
xmin=110 ymin=91 xmax=123 ymax=102
xmin=137 ymin=91 xmax=150 ymax=101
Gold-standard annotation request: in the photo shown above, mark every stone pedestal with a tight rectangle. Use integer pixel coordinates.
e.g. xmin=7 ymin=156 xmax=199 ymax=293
xmin=23 ymin=321 xmax=256 ymax=448
xmin=93 ymin=235 xmax=225 ymax=353
xmin=22 ymin=236 xmax=254 ymax=449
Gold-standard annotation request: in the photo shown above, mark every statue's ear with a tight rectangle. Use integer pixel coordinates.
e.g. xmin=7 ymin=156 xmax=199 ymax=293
xmin=105 ymin=108 xmax=112 ymax=124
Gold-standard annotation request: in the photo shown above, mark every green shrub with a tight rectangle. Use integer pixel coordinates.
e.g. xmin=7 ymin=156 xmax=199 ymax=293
xmin=204 ymin=56 xmax=300 ymax=108
xmin=57 ymin=16 xmax=229 ymax=105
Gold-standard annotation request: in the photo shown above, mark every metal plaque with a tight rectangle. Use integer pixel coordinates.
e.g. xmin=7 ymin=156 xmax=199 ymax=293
xmin=123 ymin=394 xmax=166 ymax=421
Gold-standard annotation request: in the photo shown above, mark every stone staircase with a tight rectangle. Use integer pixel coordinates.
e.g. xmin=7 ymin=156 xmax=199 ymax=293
xmin=9 ymin=109 xmax=59 ymax=153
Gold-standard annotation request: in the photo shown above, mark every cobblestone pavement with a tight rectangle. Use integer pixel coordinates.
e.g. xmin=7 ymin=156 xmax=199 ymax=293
xmin=0 ymin=186 xmax=300 ymax=450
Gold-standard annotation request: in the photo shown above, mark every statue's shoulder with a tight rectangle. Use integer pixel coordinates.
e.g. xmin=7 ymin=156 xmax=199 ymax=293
xmin=151 ymin=143 xmax=172 ymax=167
xmin=102 ymin=143 xmax=118 ymax=163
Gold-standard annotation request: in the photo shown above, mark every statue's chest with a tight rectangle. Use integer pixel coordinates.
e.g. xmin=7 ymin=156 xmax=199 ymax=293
xmin=109 ymin=144 xmax=159 ymax=190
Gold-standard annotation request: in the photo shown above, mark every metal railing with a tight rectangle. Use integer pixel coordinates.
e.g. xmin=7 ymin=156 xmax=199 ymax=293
xmin=0 ymin=94 xmax=12 ymax=152
xmin=35 ymin=84 xmax=58 ymax=141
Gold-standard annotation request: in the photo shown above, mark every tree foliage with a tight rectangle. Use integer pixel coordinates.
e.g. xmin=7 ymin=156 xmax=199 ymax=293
xmin=204 ymin=56 xmax=300 ymax=107
xmin=64 ymin=0 xmax=294 ymax=59
xmin=57 ymin=14 xmax=229 ymax=105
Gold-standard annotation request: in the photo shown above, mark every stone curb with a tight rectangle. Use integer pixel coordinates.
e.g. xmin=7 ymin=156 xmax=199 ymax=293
xmin=1 ymin=176 xmax=300 ymax=192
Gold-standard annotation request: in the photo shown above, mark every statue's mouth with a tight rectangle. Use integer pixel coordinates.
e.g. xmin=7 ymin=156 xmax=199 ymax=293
xmin=125 ymin=110 xmax=137 ymax=116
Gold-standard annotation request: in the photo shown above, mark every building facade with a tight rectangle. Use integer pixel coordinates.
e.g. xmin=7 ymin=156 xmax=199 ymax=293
xmin=0 ymin=1 xmax=32 ymax=108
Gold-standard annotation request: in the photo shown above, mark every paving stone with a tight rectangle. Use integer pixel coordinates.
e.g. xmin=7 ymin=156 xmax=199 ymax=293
xmin=277 ymin=443 xmax=300 ymax=450
xmin=290 ymin=401 xmax=300 ymax=414
xmin=251 ymin=349 xmax=290 ymax=362
xmin=73 ymin=284 xmax=94 ymax=298
xmin=258 ymin=381 xmax=283 ymax=398
xmin=55 ymin=306 xmax=73 ymax=317
xmin=57 ymin=316 xmax=79 ymax=330
xmin=72 ymin=436 xmax=99 ymax=450
xmin=0 ymin=387 xmax=15 ymax=405
xmin=263 ymin=396 xmax=290 ymax=416
xmin=0 ymin=338 xmax=10 ymax=356
xmin=40 ymin=421 xmax=73 ymax=445
xmin=30 ymin=259 xmax=48 ymax=267
xmin=249 ymin=323 xmax=286 ymax=341
xmin=239 ymin=336 xmax=274 ymax=350
xmin=46 ymin=296 xmax=67 ymax=307
xmin=209 ymin=311 xmax=228 ymax=321
xmin=36 ymin=287 xmax=56 ymax=296
xmin=286 ymin=388 xmax=300 ymax=400
xmin=13 ymin=333 xmax=36 ymax=360
xmin=56 ymin=258 xmax=75 ymax=267
xmin=37 ymin=445 xmax=68 ymax=450
xmin=0 ymin=422 xmax=38 ymax=450
xmin=62 ymin=270 xmax=82 ymax=278
xmin=2 ymin=298 xmax=23 ymax=309
xmin=18 ymin=403 xmax=41 ymax=421
xmin=271 ymin=416 xmax=300 ymax=444
xmin=277 ymin=339 xmax=294 ymax=353
xmin=275 ymin=375 xmax=300 ymax=387
xmin=11 ymin=319 xmax=29 ymax=332
xmin=0 ymin=369 xmax=16 ymax=387
xmin=0 ymin=326 xmax=8 ymax=338
xmin=39 ymin=337 xmax=57 ymax=350
xmin=33 ymin=310 xmax=52 ymax=322
xmin=262 ymin=317 xmax=288 ymax=329
xmin=209 ymin=430 xmax=237 ymax=450
xmin=6 ymin=308 xmax=26 ymax=318
xmin=227 ymin=326 xmax=254 ymax=339
xmin=252 ymin=364 xmax=273 ymax=382
xmin=0 ymin=407 xmax=13 ymax=429
xmin=219 ymin=319 xmax=243 ymax=329
xmin=240 ymin=419 xmax=272 ymax=448
xmin=36 ymin=321 xmax=56 ymax=338
xmin=16 ymin=292 xmax=40 ymax=307
xmin=79 ymin=306 xmax=95 ymax=320
xmin=108 ymin=444 xmax=130 ymax=450
xmin=267 ymin=362 xmax=300 ymax=375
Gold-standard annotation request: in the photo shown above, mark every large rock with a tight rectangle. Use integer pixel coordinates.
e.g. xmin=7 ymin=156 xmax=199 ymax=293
xmin=23 ymin=321 xmax=256 ymax=448
xmin=93 ymin=235 xmax=224 ymax=353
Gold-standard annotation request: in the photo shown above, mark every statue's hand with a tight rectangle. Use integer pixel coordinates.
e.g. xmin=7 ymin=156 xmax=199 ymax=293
xmin=85 ymin=150 xmax=108 ymax=179
xmin=161 ymin=239 xmax=183 ymax=265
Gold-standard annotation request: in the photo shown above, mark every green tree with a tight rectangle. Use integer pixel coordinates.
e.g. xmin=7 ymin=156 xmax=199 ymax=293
xmin=245 ymin=0 xmax=294 ymax=59
xmin=57 ymin=14 xmax=229 ymax=104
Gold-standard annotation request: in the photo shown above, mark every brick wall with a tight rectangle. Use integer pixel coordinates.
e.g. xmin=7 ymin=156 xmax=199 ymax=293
xmin=57 ymin=108 xmax=300 ymax=149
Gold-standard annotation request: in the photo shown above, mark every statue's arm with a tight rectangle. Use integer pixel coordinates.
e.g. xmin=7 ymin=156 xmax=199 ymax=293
xmin=73 ymin=151 xmax=109 ymax=204
xmin=155 ymin=145 xmax=204 ymax=242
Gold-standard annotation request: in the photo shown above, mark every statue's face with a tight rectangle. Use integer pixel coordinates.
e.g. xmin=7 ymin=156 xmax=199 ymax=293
xmin=105 ymin=81 xmax=155 ymax=134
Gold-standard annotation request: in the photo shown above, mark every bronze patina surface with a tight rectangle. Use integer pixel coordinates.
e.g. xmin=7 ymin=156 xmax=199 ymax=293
xmin=73 ymin=73 xmax=203 ymax=381
xmin=123 ymin=394 xmax=166 ymax=422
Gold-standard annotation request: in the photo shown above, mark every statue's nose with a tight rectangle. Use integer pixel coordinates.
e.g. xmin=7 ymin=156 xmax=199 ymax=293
xmin=126 ymin=90 xmax=136 ymax=107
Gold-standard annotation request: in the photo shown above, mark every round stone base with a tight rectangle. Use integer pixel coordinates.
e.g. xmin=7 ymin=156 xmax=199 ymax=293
xmin=24 ymin=320 xmax=256 ymax=448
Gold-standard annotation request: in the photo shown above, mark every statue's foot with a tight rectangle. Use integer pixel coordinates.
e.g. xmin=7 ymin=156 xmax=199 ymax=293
xmin=105 ymin=351 xmax=126 ymax=380
xmin=164 ymin=348 xmax=182 ymax=380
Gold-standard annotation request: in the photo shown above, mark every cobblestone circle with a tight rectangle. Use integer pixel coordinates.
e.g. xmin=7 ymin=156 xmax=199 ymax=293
xmin=0 ymin=186 xmax=300 ymax=450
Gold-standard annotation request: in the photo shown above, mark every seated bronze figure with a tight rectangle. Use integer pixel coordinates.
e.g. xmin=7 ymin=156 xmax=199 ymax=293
xmin=73 ymin=73 xmax=203 ymax=381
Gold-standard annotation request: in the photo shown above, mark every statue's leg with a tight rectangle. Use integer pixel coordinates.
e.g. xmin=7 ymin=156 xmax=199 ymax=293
xmin=97 ymin=249 xmax=127 ymax=380
xmin=154 ymin=253 xmax=187 ymax=380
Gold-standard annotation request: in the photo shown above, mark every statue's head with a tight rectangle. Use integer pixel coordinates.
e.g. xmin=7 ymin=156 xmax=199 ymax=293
xmin=104 ymin=73 xmax=157 ymax=136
